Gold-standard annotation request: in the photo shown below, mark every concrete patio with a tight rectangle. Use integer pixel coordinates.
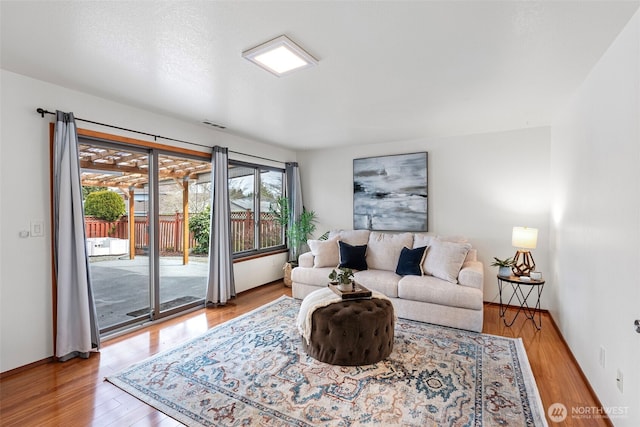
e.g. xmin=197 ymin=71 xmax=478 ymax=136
xmin=90 ymin=255 xmax=208 ymax=329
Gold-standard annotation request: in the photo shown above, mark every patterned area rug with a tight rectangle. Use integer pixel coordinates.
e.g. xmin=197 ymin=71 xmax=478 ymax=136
xmin=107 ymin=296 xmax=547 ymax=426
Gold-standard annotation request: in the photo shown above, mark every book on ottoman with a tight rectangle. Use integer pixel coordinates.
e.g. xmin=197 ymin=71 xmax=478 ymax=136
xmin=328 ymin=282 xmax=372 ymax=299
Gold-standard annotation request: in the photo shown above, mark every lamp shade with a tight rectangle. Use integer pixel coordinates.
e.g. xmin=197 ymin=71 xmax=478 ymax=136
xmin=512 ymin=227 xmax=538 ymax=249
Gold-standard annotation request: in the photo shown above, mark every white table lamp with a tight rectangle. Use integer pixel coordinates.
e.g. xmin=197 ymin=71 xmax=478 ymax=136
xmin=512 ymin=226 xmax=538 ymax=276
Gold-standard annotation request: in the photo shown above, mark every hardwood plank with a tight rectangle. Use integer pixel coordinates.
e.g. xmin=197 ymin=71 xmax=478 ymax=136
xmin=0 ymin=282 xmax=608 ymax=426
xmin=483 ymin=304 xmax=611 ymax=426
xmin=129 ymin=412 xmax=184 ymax=427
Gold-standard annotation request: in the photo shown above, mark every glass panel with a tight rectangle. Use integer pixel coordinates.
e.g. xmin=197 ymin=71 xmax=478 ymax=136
xmin=80 ymin=142 xmax=151 ymax=331
xmin=259 ymin=169 xmax=284 ymax=249
xmin=157 ymin=153 xmax=211 ymax=316
xmin=229 ymin=164 xmax=255 ymax=253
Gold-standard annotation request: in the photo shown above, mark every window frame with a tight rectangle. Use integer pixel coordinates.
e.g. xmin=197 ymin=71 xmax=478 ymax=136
xmin=228 ymin=159 xmax=286 ymax=259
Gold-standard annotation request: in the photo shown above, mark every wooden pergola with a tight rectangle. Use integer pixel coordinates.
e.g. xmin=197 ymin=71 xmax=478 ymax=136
xmin=79 ymin=143 xmax=212 ymax=264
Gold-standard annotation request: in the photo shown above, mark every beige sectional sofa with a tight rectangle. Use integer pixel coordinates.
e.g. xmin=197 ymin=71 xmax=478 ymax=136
xmin=291 ymin=229 xmax=484 ymax=332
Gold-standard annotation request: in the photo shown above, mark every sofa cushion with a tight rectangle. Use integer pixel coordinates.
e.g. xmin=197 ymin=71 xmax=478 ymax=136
xmin=329 ymin=229 xmax=370 ymax=246
xmin=354 ymin=270 xmax=400 ymax=298
xmin=458 ymin=261 xmax=484 ymax=290
xmin=465 ymin=248 xmax=478 ymax=263
xmin=307 ymin=238 xmax=339 ymax=268
xmin=395 ymin=246 xmax=427 ymax=276
xmin=438 ymin=235 xmax=469 ymax=243
xmin=338 ymin=241 xmax=368 ymax=270
xmin=398 ymin=275 xmax=483 ymax=310
xmin=366 ymin=232 xmax=413 ymax=271
xmin=423 ymin=239 xmax=472 ymax=284
xmin=298 ymin=251 xmax=314 ymax=268
xmin=291 ymin=266 xmax=336 ymax=287
xmin=413 ymin=232 xmax=437 ymax=249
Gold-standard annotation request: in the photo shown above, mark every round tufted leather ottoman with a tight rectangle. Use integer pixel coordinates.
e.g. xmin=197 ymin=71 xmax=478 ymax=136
xmin=301 ymin=298 xmax=394 ymax=366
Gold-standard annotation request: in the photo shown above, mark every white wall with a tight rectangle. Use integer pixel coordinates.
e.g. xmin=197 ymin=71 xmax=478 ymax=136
xmin=297 ymin=126 xmax=551 ymax=306
xmin=550 ymin=9 xmax=640 ymax=426
xmin=0 ymin=70 xmax=293 ymax=372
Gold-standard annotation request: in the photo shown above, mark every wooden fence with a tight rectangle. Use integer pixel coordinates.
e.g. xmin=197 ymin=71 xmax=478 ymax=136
xmin=230 ymin=211 xmax=283 ymax=252
xmin=85 ymin=212 xmax=282 ymax=254
xmin=85 ymin=214 xmax=195 ymax=254
xmin=85 ymin=217 xmax=129 ymax=239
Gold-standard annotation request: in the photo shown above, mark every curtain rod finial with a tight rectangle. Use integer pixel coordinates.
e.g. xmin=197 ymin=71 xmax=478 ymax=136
xmin=36 ymin=108 xmax=51 ymax=118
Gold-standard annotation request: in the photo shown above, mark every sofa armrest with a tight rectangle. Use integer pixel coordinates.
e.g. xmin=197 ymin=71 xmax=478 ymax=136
xmin=458 ymin=261 xmax=484 ymax=290
xmin=298 ymin=252 xmax=314 ymax=268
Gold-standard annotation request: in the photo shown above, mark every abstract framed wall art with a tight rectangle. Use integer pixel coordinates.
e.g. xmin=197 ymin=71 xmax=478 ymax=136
xmin=353 ymin=152 xmax=428 ymax=231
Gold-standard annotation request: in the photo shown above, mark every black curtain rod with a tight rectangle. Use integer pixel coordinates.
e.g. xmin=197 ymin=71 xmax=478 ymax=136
xmin=37 ymin=108 xmax=210 ymax=149
xmin=36 ymin=108 xmax=286 ymax=165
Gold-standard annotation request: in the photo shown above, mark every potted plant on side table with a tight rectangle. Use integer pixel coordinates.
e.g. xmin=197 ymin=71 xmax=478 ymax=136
xmin=491 ymin=256 xmax=515 ymax=277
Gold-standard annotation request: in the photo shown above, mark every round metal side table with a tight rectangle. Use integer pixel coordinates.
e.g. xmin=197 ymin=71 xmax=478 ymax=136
xmin=497 ymin=274 xmax=545 ymax=330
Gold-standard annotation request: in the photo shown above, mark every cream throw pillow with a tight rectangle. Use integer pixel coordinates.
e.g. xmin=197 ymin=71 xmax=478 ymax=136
xmin=308 ymin=238 xmax=339 ymax=268
xmin=366 ymin=231 xmax=413 ymax=271
xmin=423 ymin=239 xmax=472 ymax=283
xmin=413 ymin=233 xmax=437 ymax=249
xmin=328 ymin=229 xmax=371 ymax=246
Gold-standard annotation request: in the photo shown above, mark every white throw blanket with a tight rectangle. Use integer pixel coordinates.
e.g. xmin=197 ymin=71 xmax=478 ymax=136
xmin=296 ymin=287 xmax=391 ymax=345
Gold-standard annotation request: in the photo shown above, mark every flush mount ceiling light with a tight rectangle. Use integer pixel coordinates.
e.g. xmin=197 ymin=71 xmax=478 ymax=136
xmin=242 ymin=35 xmax=318 ymax=77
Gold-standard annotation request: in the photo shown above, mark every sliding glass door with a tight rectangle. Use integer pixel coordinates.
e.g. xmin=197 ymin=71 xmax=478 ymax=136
xmin=157 ymin=152 xmax=209 ymax=318
xmin=80 ymin=141 xmax=152 ymax=331
xmin=79 ymin=139 xmax=211 ymax=334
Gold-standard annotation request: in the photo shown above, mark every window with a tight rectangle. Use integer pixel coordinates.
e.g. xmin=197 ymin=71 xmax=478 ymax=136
xmin=228 ymin=161 xmax=285 ymax=256
xmin=65 ymin=127 xmax=285 ymax=336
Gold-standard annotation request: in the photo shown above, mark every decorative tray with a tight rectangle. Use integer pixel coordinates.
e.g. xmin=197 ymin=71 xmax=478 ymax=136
xmin=328 ymin=282 xmax=372 ymax=299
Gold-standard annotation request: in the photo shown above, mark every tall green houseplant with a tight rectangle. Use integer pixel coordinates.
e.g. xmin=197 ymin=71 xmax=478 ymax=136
xmin=270 ymin=196 xmax=317 ymax=265
xmin=288 ymin=209 xmax=317 ymax=262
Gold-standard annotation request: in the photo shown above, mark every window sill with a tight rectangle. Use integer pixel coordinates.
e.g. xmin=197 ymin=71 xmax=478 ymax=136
xmin=233 ymin=248 xmax=288 ymax=263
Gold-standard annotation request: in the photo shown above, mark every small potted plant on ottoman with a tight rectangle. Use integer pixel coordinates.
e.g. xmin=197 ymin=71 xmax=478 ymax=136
xmin=329 ymin=268 xmax=355 ymax=291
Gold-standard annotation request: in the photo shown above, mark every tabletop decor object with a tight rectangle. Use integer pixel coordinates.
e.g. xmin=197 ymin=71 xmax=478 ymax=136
xmin=511 ymin=226 xmax=538 ymax=276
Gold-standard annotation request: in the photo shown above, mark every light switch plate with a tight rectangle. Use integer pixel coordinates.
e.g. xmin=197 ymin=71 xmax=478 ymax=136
xmin=31 ymin=221 xmax=44 ymax=237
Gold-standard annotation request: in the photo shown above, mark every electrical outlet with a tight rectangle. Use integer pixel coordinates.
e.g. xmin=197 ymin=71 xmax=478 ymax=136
xmin=616 ymin=369 xmax=624 ymax=393
xmin=599 ymin=347 xmax=606 ymax=368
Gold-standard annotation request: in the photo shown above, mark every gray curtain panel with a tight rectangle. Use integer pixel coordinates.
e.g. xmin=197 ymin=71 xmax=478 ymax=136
xmin=206 ymin=146 xmax=236 ymax=305
xmin=285 ymin=162 xmax=304 ymax=261
xmin=52 ymin=111 xmax=100 ymax=361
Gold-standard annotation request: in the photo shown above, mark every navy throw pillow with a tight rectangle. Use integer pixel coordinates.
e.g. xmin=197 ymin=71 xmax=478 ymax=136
xmin=395 ymin=246 xmax=427 ymax=276
xmin=338 ymin=241 xmax=368 ymax=271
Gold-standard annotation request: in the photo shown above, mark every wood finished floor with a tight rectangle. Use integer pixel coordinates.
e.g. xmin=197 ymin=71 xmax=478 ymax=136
xmin=0 ymin=281 xmax=609 ymax=426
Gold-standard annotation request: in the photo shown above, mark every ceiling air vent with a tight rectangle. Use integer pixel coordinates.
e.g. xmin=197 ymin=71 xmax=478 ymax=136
xmin=202 ymin=120 xmax=226 ymax=130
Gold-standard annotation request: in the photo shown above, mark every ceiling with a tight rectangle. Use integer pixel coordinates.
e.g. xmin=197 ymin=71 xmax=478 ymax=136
xmin=1 ymin=1 xmax=638 ymax=151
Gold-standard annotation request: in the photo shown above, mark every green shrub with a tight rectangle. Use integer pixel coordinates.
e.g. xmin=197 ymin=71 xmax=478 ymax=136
xmin=84 ymin=190 xmax=126 ymax=222
xmin=189 ymin=206 xmax=211 ymax=254
xmin=82 ymin=185 xmax=107 ymax=200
